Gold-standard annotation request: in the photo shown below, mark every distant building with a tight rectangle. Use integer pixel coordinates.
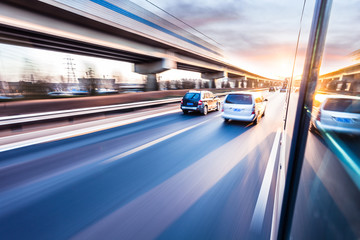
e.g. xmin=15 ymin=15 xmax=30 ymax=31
xmin=0 ymin=81 xmax=9 ymax=94
xmin=7 ymin=82 xmax=20 ymax=93
xmin=78 ymin=78 xmax=115 ymax=90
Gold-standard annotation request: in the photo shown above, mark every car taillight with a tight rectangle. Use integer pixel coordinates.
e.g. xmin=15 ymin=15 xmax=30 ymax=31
xmin=316 ymin=109 xmax=321 ymax=121
xmin=181 ymin=99 xmax=183 ymax=104
xmin=198 ymin=100 xmax=203 ymax=106
xmin=221 ymin=104 xmax=224 ymax=112
xmin=252 ymin=104 xmax=255 ymax=114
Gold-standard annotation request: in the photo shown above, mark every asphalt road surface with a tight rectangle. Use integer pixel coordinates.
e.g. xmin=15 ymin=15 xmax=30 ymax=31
xmin=1 ymin=92 xmax=286 ymax=240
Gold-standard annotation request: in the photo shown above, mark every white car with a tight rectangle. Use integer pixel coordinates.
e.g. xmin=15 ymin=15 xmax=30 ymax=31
xmin=310 ymin=95 xmax=360 ymax=135
xmin=222 ymin=92 xmax=267 ymax=124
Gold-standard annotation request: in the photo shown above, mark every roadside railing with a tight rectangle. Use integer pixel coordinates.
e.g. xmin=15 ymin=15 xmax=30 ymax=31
xmin=0 ymin=98 xmax=184 ymax=128
xmin=0 ymin=90 xmax=268 ymax=129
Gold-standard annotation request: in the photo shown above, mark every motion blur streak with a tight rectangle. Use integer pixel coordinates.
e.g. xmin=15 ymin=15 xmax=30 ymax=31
xmin=323 ymin=131 xmax=360 ymax=185
xmin=250 ymin=129 xmax=281 ymax=232
xmin=0 ymin=109 xmax=180 ymax=152
xmin=102 ymin=115 xmax=218 ymax=164
xmin=74 ymin=126 xmax=279 ymax=240
xmin=303 ymin=134 xmax=360 ymax=236
xmin=0 ymin=92 xmax=283 ymax=240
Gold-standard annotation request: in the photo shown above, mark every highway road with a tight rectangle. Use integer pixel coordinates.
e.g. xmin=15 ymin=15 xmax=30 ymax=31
xmin=0 ymin=92 xmax=286 ymax=240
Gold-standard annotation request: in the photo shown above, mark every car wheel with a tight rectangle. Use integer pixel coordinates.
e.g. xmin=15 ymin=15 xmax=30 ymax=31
xmin=309 ymin=122 xmax=316 ymax=133
xmin=216 ymin=102 xmax=220 ymax=111
xmin=253 ymin=116 xmax=259 ymax=125
xmin=202 ymin=106 xmax=208 ymax=115
xmin=262 ymin=110 xmax=265 ymax=117
xmin=182 ymin=110 xmax=188 ymax=114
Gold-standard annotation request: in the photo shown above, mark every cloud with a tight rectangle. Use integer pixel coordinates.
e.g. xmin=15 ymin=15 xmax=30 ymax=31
xmin=157 ymin=0 xmax=305 ymax=50
xmin=148 ymin=0 xmax=359 ymax=77
xmin=161 ymin=1 xmax=244 ymax=28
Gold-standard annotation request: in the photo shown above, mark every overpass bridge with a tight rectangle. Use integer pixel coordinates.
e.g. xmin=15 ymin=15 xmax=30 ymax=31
xmin=318 ymin=63 xmax=360 ymax=93
xmin=0 ymin=0 xmax=281 ymax=90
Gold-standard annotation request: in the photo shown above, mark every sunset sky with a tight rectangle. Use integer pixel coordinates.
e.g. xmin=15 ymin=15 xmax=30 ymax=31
xmin=149 ymin=0 xmax=360 ymax=78
xmin=0 ymin=0 xmax=359 ymax=82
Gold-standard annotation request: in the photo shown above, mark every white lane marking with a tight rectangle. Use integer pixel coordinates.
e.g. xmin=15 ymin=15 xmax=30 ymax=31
xmin=270 ymin=128 xmax=286 ymax=240
xmin=0 ymin=109 xmax=181 ymax=152
xmin=250 ymin=128 xmax=281 ymax=232
xmin=0 ymin=105 xmax=177 ymax=142
xmin=0 ymin=97 xmax=181 ymax=121
xmin=102 ymin=115 xmax=219 ymax=164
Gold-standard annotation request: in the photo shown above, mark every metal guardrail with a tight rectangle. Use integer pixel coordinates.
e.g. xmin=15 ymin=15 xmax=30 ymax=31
xmin=0 ymin=91 xmax=262 ymax=128
xmin=0 ymin=98 xmax=184 ymax=127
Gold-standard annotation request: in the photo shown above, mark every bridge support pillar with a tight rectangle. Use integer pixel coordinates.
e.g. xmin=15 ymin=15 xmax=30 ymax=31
xmin=226 ymin=77 xmax=240 ymax=88
xmin=236 ymin=76 xmax=247 ymax=88
xmin=209 ymin=79 xmax=215 ymax=88
xmin=247 ymin=78 xmax=255 ymax=88
xmin=145 ymin=74 xmax=158 ymax=91
xmin=201 ymin=71 xmax=227 ymax=89
xmin=227 ymin=76 xmax=246 ymax=88
xmin=258 ymin=79 xmax=264 ymax=87
xmin=134 ymin=58 xmax=176 ymax=91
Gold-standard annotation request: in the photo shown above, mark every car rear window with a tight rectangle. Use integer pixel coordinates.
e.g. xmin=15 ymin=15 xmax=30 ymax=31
xmin=184 ymin=93 xmax=200 ymax=100
xmin=323 ymin=98 xmax=360 ymax=113
xmin=225 ymin=94 xmax=252 ymax=104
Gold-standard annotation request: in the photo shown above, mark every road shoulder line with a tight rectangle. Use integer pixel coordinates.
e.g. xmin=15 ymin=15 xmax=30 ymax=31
xmin=250 ymin=128 xmax=281 ymax=233
xmin=0 ymin=109 xmax=180 ymax=152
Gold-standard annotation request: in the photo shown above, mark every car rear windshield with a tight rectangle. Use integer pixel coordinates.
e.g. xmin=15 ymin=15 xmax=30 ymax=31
xmin=225 ymin=94 xmax=252 ymax=104
xmin=184 ymin=93 xmax=200 ymax=100
xmin=323 ymin=98 xmax=360 ymax=113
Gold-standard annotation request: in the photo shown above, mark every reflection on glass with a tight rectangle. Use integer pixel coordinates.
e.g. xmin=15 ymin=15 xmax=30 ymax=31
xmin=289 ymin=0 xmax=360 ymax=238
